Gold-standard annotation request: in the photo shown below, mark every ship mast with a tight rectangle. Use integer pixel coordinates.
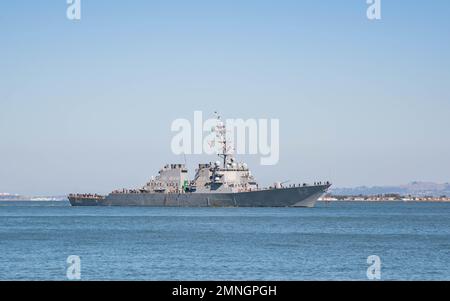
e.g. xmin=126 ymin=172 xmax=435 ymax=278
xmin=213 ymin=112 xmax=233 ymax=167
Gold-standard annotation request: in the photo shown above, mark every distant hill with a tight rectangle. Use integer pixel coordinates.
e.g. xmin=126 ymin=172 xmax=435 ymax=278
xmin=331 ymin=182 xmax=450 ymax=197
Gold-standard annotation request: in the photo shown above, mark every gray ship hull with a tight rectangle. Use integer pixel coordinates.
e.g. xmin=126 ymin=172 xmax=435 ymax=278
xmin=69 ymin=184 xmax=330 ymax=208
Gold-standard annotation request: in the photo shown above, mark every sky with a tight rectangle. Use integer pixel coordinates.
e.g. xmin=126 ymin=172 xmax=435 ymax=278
xmin=1 ymin=0 xmax=449 ymax=195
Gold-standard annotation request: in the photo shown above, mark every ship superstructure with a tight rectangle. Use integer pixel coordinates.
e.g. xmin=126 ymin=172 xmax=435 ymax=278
xmin=69 ymin=113 xmax=331 ymax=207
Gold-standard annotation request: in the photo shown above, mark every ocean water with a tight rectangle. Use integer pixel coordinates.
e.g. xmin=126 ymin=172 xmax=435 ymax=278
xmin=0 ymin=201 xmax=449 ymax=280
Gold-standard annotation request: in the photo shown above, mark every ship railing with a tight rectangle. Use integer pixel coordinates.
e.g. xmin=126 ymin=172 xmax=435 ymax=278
xmin=103 ymin=181 xmax=332 ymax=195
xmin=69 ymin=194 xmax=105 ymax=199
xmin=258 ymin=181 xmax=331 ymax=191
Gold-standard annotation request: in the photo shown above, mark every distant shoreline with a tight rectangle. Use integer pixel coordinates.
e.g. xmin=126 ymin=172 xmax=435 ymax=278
xmin=0 ymin=197 xmax=68 ymax=202
xmin=320 ymin=195 xmax=450 ymax=202
xmin=318 ymin=199 xmax=450 ymax=203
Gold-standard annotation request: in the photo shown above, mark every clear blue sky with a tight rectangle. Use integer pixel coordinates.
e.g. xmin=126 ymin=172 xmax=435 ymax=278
xmin=1 ymin=1 xmax=449 ymax=195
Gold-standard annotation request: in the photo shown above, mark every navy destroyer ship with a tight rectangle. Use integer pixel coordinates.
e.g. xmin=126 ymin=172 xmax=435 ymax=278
xmin=69 ymin=114 xmax=331 ymax=207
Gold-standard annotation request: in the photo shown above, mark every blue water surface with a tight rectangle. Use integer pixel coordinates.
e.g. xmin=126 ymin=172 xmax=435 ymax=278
xmin=0 ymin=201 xmax=449 ymax=280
